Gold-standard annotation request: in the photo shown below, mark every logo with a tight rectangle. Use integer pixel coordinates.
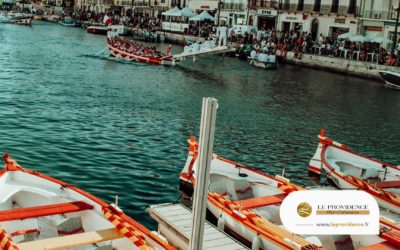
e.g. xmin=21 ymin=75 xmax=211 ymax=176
xmin=297 ymin=202 xmax=312 ymax=217
xmin=280 ymin=191 xmax=379 ymax=235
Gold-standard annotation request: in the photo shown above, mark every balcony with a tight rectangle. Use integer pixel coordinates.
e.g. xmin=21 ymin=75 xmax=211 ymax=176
xmin=280 ymin=2 xmax=289 ymax=11
xmin=221 ymin=2 xmax=245 ymax=10
xmin=361 ymin=10 xmax=397 ymax=20
xmin=249 ymin=0 xmax=278 ymax=8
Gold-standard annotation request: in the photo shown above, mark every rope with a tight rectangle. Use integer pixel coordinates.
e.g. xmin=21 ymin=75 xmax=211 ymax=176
xmin=0 ymin=226 xmax=19 ymax=250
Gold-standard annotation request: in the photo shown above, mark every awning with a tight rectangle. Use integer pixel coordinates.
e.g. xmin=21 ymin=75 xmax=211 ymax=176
xmin=162 ymin=7 xmax=181 ymax=16
xmin=189 ymin=11 xmax=215 ymax=21
xmin=180 ymin=7 xmax=196 ymax=17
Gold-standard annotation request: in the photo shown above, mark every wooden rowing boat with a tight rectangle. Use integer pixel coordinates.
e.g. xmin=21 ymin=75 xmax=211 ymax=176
xmin=309 ymin=130 xmax=400 ymax=214
xmin=106 ymin=38 xmax=177 ymax=66
xmin=180 ymin=136 xmax=400 ymax=249
xmin=0 ymin=154 xmax=175 ymax=250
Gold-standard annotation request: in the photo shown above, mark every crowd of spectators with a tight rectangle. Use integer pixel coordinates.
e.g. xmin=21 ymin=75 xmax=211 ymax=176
xmin=231 ymin=28 xmax=400 ymax=66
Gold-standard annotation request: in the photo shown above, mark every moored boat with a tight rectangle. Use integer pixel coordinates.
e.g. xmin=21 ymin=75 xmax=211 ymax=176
xmin=309 ymin=130 xmax=400 ymax=214
xmin=379 ymin=71 xmax=400 ymax=90
xmin=8 ymin=17 xmax=32 ymax=25
xmin=180 ymin=136 xmax=400 ymax=249
xmin=0 ymin=153 xmax=174 ymax=250
xmin=249 ymin=54 xmax=278 ymax=69
xmin=106 ymin=36 xmax=177 ymax=66
xmin=58 ymin=16 xmax=76 ymax=27
xmin=88 ymin=25 xmax=127 ymax=36
xmin=44 ymin=14 xmax=60 ymax=22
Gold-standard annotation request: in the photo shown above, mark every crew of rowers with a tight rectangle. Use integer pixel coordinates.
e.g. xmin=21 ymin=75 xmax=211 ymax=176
xmin=108 ymin=31 xmax=166 ymax=58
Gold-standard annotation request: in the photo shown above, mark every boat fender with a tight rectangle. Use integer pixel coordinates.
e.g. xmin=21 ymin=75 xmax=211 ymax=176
xmin=251 ymin=235 xmax=261 ymax=250
xmin=217 ymin=214 xmax=225 ymax=231
xmin=304 ymin=236 xmax=322 ymax=247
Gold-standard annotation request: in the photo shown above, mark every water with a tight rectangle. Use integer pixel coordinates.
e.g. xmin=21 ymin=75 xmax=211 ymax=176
xmin=0 ymin=22 xmax=399 ymax=228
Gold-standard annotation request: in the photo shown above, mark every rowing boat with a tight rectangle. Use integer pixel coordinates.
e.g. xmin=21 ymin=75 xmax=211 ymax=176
xmin=0 ymin=153 xmax=175 ymax=250
xmin=180 ymin=136 xmax=400 ymax=249
xmin=106 ymin=37 xmax=177 ymax=66
xmin=309 ymin=130 xmax=400 ymax=214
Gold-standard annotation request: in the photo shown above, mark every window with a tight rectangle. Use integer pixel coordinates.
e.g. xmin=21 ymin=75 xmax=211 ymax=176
xmin=331 ymin=0 xmax=339 ymax=13
xmin=298 ymin=0 xmax=304 ymax=11
xmin=348 ymin=0 xmax=356 ymax=14
xmin=313 ymin=0 xmax=321 ymax=12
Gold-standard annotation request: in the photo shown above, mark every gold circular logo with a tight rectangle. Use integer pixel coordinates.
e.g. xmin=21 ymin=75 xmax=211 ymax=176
xmin=297 ymin=202 xmax=312 ymax=218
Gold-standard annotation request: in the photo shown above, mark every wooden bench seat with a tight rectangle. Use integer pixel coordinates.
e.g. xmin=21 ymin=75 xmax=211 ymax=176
xmin=234 ymin=193 xmax=287 ymax=210
xmin=18 ymin=228 xmax=122 ymax=250
xmin=0 ymin=201 xmax=94 ymax=222
xmin=375 ymin=180 xmax=400 ymax=189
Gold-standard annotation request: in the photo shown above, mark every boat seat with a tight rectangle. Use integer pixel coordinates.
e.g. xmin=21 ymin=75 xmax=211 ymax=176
xmin=208 ymin=176 xmax=227 ymax=195
xmin=226 ymin=179 xmax=254 ymax=201
xmin=0 ymin=201 xmax=94 ymax=222
xmin=375 ymin=180 xmax=400 ymax=189
xmin=56 ymin=217 xmax=83 ymax=236
xmin=17 ymin=228 xmax=123 ymax=250
xmin=361 ymin=168 xmax=379 ymax=179
xmin=234 ymin=193 xmax=286 ymax=210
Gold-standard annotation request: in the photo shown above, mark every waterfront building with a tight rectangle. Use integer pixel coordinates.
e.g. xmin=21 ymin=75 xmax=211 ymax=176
xmin=76 ymin=0 xmax=113 ymax=13
xmin=276 ymin=0 xmax=359 ymax=40
xmin=250 ymin=0 xmax=279 ymax=29
xmin=359 ymin=0 xmax=400 ymax=49
xmin=188 ymin=0 xmax=249 ymax=26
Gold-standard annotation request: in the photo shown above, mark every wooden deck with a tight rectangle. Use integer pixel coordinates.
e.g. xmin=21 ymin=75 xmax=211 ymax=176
xmin=149 ymin=203 xmax=248 ymax=250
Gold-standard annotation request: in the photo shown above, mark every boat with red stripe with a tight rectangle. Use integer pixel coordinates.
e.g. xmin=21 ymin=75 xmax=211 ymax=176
xmin=309 ymin=130 xmax=400 ymax=214
xmin=0 ymin=153 xmax=175 ymax=250
xmin=106 ymin=36 xmax=178 ymax=66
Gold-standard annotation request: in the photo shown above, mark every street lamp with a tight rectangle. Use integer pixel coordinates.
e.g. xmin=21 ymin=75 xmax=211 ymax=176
xmin=391 ymin=1 xmax=400 ymax=55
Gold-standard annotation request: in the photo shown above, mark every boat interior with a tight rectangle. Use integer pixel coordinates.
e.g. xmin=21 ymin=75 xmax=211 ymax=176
xmin=0 ymin=170 xmax=142 ymax=250
xmin=326 ymin=147 xmax=400 ymax=192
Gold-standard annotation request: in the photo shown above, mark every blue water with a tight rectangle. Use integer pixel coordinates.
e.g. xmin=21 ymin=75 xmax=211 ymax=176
xmin=0 ymin=22 xmax=399 ymax=228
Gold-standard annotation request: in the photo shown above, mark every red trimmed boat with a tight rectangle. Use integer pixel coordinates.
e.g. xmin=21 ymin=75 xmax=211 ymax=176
xmin=309 ymin=130 xmax=400 ymax=214
xmin=180 ymin=136 xmax=400 ymax=250
xmin=106 ymin=37 xmax=177 ymax=66
xmin=0 ymin=154 xmax=175 ymax=250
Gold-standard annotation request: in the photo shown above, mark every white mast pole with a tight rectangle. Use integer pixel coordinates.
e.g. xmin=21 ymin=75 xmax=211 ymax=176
xmin=189 ymin=97 xmax=218 ymax=250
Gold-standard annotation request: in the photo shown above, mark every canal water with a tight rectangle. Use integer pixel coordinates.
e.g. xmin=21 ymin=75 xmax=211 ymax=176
xmin=0 ymin=22 xmax=399 ymax=228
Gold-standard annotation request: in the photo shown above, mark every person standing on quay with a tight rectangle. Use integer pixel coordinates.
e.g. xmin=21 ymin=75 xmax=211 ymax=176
xmin=217 ymin=24 xmax=228 ymax=47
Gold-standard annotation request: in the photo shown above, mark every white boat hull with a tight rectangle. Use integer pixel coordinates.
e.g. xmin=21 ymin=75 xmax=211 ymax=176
xmin=309 ymin=130 xmax=400 ymax=214
xmin=0 ymin=154 xmax=172 ymax=250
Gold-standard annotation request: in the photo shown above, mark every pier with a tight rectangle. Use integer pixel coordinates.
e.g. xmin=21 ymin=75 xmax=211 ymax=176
xmin=148 ymin=203 xmax=248 ymax=250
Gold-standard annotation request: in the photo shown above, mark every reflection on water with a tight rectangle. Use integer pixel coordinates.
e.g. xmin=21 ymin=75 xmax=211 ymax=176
xmin=0 ymin=22 xmax=399 ymax=228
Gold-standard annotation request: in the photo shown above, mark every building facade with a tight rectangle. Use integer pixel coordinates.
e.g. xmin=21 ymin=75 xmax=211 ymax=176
xmin=276 ymin=0 xmax=360 ymax=40
xmin=359 ymin=0 xmax=399 ymax=48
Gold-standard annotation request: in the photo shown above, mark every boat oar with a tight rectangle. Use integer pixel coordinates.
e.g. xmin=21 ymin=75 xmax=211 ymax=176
xmin=96 ymin=47 xmax=108 ymax=56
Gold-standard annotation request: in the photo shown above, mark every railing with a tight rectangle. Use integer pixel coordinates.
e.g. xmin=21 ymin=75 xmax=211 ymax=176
xmin=131 ymin=0 xmax=151 ymax=6
xmin=249 ymin=0 xmax=278 ymax=8
xmin=221 ymin=2 xmax=245 ymax=10
xmin=280 ymin=2 xmax=289 ymax=10
xmin=361 ymin=10 xmax=397 ymax=20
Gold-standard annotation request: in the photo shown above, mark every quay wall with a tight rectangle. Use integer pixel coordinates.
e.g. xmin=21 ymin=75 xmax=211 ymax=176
xmin=281 ymin=52 xmax=400 ymax=81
